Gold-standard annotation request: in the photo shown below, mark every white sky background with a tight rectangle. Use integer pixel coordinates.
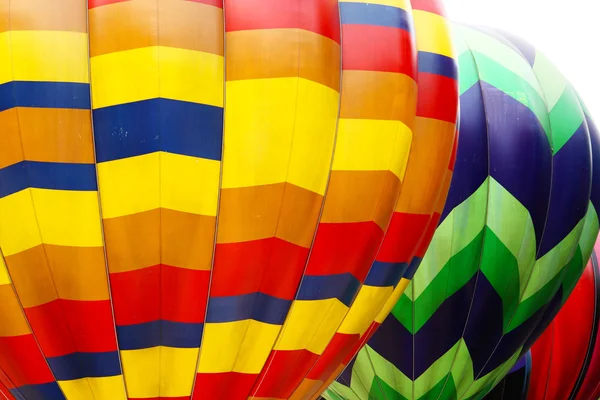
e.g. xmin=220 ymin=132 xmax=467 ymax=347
xmin=444 ymin=0 xmax=600 ymax=122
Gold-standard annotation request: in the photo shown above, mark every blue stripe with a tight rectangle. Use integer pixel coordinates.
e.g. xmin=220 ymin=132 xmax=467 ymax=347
xmin=364 ymin=261 xmax=408 ymax=287
xmin=418 ymin=51 xmax=458 ymax=80
xmin=339 ymin=3 xmax=410 ymax=30
xmin=92 ymin=98 xmax=223 ymax=163
xmin=11 ymin=383 xmax=65 ymax=400
xmin=46 ymin=351 xmax=121 ymax=381
xmin=0 ymin=81 xmax=90 ymax=112
xmin=404 ymin=257 xmax=422 ymax=280
xmin=116 ymin=320 xmax=204 ymax=350
xmin=0 ymin=161 xmax=97 ymax=198
xmin=206 ymin=292 xmax=291 ymax=325
xmin=296 ymin=274 xmax=360 ymax=307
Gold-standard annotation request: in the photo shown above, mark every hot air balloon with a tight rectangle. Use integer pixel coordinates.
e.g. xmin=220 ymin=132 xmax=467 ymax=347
xmin=322 ymin=22 xmax=600 ymax=400
xmin=0 ymin=0 xmax=457 ymax=399
xmin=483 ymin=238 xmax=600 ymax=400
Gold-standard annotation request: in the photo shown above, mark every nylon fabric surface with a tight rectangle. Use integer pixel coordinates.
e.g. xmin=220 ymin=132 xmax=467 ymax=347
xmin=323 ymin=23 xmax=600 ymax=400
xmin=0 ymin=1 xmax=458 ymax=399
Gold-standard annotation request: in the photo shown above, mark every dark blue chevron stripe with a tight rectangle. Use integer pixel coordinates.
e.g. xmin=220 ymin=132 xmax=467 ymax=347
xmin=587 ymin=114 xmax=600 ymax=213
xmin=440 ymin=82 xmax=489 ymax=224
xmin=369 ymin=273 xmax=479 ymax=378
xmin=482 ymin=81 xmax=553 ymax=246
xmin=538 ymin=122 xmax=592 ymax=257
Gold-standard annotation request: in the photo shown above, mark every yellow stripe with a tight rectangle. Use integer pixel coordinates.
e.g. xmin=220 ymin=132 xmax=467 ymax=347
xmin=332 ymin=119 xmax=412 ymax=179
xmin=339 ymin=0 xmax=410 ymax=9
xmin=412 ymin=10 xmax=453 ymax=57
xmin=337 ymin=285 xmax=394 ymax=335
xmin=120 ymin=347 xmax=198 ymax=398
xmin=160 ymin=152 xmax=220 ymax=216
xmin=198 ymin=320 xmax=280 ymax=374
xmin=90 ymin=46 xmax=224 ymax=109
xmin=275 ymin=299 xmax=348 ymax=354
xmin=222 ymin=78 xmax=338 ymax=194
xmin=97 ymin=152 xmax=221 ymax=218
xmin=0 ymin=189 xmax=103 ymax=256
xmin=375 ymin=278 xmax=410 ymax=323
xmin=0 ymin=31 xmax=89 ymax=84
xmin=97 ymin=153 xmax=159 ymax=218
xmin=0 ymin=256 xmax=10 ymax=285
xmin=58 ymin=376 xmax=127 ymax=400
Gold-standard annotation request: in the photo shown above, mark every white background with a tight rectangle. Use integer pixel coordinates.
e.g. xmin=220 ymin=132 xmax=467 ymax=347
xmin=444 ymin=0 xmax=600 ymax=122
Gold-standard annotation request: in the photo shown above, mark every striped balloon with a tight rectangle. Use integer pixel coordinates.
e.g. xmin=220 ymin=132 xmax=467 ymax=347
xmin=323 ymin=23 xmax=600 ymax=400
xmin=0 ymin=1 xmax=457 ymax=400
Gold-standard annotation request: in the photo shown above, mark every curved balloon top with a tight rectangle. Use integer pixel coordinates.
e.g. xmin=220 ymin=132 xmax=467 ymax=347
xmin=324 ymin=22 xmax=600 ymax=400
xmin=0 ymin=1 xmax=457 ymax=399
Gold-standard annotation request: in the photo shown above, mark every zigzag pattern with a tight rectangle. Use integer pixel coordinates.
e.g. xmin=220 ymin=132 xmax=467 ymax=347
xmin=324 ymin=23 xmax=600 ymax=400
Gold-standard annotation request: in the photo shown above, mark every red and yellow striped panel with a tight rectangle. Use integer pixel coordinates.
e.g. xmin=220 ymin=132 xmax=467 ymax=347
xmin=0 ymin=1 xmax=458 ymax=399
xmin=245 ymin=1 xmax=418 ymax=398
xmin=88 ymin=0 xmax=223 ymax=399
xmin=193 ymin=0 xmax=341 ymax=398
xmin=297 ymin=1 xmax=459 ymax=397
xmin=0 ymin=258 xmax=63 ymax=400
xmin=0 ymin=1 xmax=125 ymax=399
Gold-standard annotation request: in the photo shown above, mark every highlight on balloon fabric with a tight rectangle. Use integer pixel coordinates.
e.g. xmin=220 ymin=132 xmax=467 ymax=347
xmin=0 ymin=0 xmax=457 ymax=399
xmin=322 ymin=22 xmax=600 ymax=400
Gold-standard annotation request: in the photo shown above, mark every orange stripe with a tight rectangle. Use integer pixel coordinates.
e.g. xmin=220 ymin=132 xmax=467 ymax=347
xmin=89 ymin=0 xmax=224 ymax=56
xmin=340 ymin=71 xmax=417 ymax=121
xmin=320 ymin=170 xmax=400 ymax=230
xmin=226 ymin=29 xmax=340 ymax=90
xmin=395 ymin=117 xmax=455 ymax=213
xmin=0 ymin=108 xmax=95 ymax=167
xmin=104 ymin=209 xmax=217 ymax=273
xmin=217 ymin=183 xmax=322 ymax=247
xmin=0 ymin=284 xmax=30 ymax=337
xmin=1 ymin=0 xmax=87 ymax=33
xmin=4 ymin=247 xmax=57 ymax=308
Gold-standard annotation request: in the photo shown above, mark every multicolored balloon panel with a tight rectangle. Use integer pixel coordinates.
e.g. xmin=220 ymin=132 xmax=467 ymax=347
xmin=0 ymin=1 xmax=457 ymax=399
xmin=323 ymin=23 xmax=600 ymax=400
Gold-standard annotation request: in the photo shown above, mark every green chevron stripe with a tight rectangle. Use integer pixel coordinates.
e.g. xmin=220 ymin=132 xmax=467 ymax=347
xmin=532 ymin=51 xmax=568 ymax=111
xmin=457 ymin=50 xmax=479 ymax=95
xmin=561 ymin=203 xmax=599 ymax=301
xmin=418 ymin=374 xmax=456 ymax=400
xmin=371 ymin=377 xmax=407 ymax=400
xmin=505 ymin=216 xmax=586 ymax=332
xmin=547 ymin=84 xmax=585 ymax=153
xmin=479 ymin=227 xmax=521 ymax=331
xmin=411 ymin=229 xmax=484 ymax=333
xmin=487 ymin=178 xmax=537 ymax=298
xmin=413 ymin=180 xmax=489 ymax=300
xmin=452 ymin=25 xmax=545 ymax=101
xmin=469 ymin=52 xmax=551 ymax=138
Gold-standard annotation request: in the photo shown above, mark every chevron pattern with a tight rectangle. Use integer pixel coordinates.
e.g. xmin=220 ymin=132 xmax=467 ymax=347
xmin=323 ymin=23 xmax=600 ymax=400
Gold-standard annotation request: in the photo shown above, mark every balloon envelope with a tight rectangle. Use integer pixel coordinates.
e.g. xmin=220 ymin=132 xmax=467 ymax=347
xmin=0 ymin=1 xmax=457 ymax=399
xmin=324 ymin=23 xmax=600 ymax=400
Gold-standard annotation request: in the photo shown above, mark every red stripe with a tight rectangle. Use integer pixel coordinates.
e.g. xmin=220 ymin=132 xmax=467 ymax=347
xmin=110 ymin=266 xmax=160 ymax=326
xmin=305 ymin=332 xmax=357 ymax=381
xmin=224 ymin=0 xmax=341 ymax=43
xmin=305 ymin=222 xmax=384 ymax=281
xmin=416 ymin=72 xmax=459 ymax=123
xmin=0 ymin=335 xmax=55 ymax=387
xmin=88 ymin=0 xmax=128 ymax=9
xmin=342 ymin=25 xmax=416 ymax=77
xmin=448 ymin=129 xmax=459 ymax=170
xmin=25 ymin=299 xmax=118 ymax=356
xmin=161 ymin=266 xmax=210 ymax=323
xmin=414 ymin=212 xmax=441 ymax=258
xmin=251 ymin=349 xmax=319 ymax=398
xmin=186 ymin=0 xmax=223 ymax=7
xmin=410 ymin=0 xmax=447 ymax=15
xmin=211 ymin=238 xmax=308 ymax=299
xmin=192 ymin=372 xmax=257 ymax=399
xmin=376 ymin=212 xmax=431 ymax=262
